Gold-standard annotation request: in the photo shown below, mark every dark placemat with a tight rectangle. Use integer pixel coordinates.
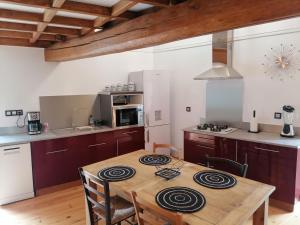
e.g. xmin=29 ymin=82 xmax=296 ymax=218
xmin=155 ymin=186 xmax=206 ymax=213
xmin=193 ymin=170 xmax=237 ymax=189
xmin=97 ymin=166 xmax=136 ymax=182
xmin=139 ymin=154 xmax=171 ymax=166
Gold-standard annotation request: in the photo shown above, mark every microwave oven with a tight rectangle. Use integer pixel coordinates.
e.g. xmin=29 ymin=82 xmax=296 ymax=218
xmin=112 ymin=104 xmax=144 ymax=128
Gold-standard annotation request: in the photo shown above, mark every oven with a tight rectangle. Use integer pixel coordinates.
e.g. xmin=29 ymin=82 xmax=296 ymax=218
xmin=112 ymin=104 xmax=144 ymax=128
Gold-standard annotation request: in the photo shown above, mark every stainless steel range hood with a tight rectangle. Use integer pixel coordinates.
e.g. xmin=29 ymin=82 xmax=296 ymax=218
xmin=194 ymin=30 xmax=243 ymax=80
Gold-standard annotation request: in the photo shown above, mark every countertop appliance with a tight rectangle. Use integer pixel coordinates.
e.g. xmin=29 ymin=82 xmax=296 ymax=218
xmin=99 ymin=92 xmax=144 ymax=128
xmin=281 ymin=105 xmax=295 ymax=137
xmin=0 ymin=143 xmax=34 ymax=205
xmin=195 ymin=123 xmax=237 ymax=134
xmin=27 ymin=111 xmax=42 ymax=135
xmin=129 ymin=70 xmax=171 ymax=154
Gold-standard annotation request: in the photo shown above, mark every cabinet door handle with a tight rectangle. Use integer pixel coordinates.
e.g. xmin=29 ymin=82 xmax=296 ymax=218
xmin=196 ymin=145 xmax=214 ymax=150
xmin=122 ymin=131 xmax=138 ymax=135
xmin=46 ymin=149 xmax=68 ymax=155
xmin=116 ymin=139 xmax=119 ymax=156
xmin=3 ymin=147 xmax=20 ymax=151
xmin=197 ymin=162 xmax=206 ymax=166
xmin=254 ymin=146 xmax=280 ymax=153
xmin=88 ymin=143 xmax=107 ymax=148
xmin=3 ymin=147 xmax=21 ymax=155
xmin=146 ymin=113 xmax=149 ymax=127
xmin=245 ymin=152 xmax=248 ymax=164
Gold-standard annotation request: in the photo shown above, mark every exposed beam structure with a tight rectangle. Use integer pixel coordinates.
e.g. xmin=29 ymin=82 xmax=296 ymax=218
xmin=30 ymin=0 xmax=66 ymax=43
xmin=0 ymin=8 xmax=93 ymax=28
xmin=0 ymin=20 xmax=81 ymax=36
xmin=0 ymin=0 xmax=134 ymax=20
xmin=0 ymin=30 xmax=65 ymax=41
xmin=130 ymin=0 xmax=170 ymax=7
xmin=0 ymin=37 xmax=52 ymax=47
xmin=45 ymin=0 xmax=300 ymax=62
xmin=81 ymin=0 xmax=138 ymax=35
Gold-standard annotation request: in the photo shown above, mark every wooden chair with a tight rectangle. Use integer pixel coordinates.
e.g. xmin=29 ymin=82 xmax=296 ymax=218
xmin=205 ymin=155 xmax=248 ymax=177
xmin=131 ymin=191 xmax=183 ymax=225
xmin=78 ymin=168 xmax=136 ymax=225
xmin=153 ymin=143 xmax=180 ymax=159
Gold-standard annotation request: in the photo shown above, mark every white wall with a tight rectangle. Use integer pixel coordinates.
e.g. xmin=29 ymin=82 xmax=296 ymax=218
xmin=0 ymin=46 xmax=153 ymax=127
xmin=153 ymin=17 xmax=300 ymax=149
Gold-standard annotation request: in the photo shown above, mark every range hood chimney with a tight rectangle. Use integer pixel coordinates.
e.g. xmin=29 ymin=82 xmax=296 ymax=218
xmin=194 ymin=30 xmax=243 ymax=80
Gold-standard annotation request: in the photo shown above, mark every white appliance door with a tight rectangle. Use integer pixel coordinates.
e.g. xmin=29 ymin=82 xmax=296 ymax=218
xmin=0 ymin=143 xmax=34 ymax=205
xmin=143 ymin=70 xmax=170 ymax=127
xmin=145 ymin=125 xmax=171 ymax=154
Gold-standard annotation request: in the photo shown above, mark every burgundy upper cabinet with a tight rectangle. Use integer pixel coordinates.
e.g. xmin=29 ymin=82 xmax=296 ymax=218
xmin=114 ymin=127 xmax=144 ymax=156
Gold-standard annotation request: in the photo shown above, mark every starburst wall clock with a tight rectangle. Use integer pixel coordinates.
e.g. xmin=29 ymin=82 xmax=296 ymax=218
xmin=262 ymin=43 xmax=300 ymax=81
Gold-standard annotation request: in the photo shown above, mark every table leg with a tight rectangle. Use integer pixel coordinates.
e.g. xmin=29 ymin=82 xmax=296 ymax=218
xmin=253 ymin=198 xmax=269 ymax=225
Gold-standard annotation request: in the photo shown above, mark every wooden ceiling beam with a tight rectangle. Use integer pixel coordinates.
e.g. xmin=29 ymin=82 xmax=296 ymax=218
xmin=0 ymin=29 xmax=65 ymax=41
xmin=0 ymin=8 xmax=93 ymax=28
xmin=45 ymin=0 xmax=300 ymax=62
xmin=0 ymin=20 xmax=81 ymax=36
xmin=0 ymin=36 xmax=52 ymax=47
xmin=0 ymin=0 xmax=131 ymax=19
xmin=82 ymin=0 xmax=138 ymax=35
xmin=30 ymin=0 xmax=66 ymax=43
xmin=130 ymin=0 xmax=170 ymax=7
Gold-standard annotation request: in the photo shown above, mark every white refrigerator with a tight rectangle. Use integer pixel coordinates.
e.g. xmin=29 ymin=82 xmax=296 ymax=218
xmin=128 ymin=70 xmax=170 ymax=154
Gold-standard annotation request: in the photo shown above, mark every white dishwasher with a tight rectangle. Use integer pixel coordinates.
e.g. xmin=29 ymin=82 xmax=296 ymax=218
xmin=0 ymin=143 xmax=34 ymax=205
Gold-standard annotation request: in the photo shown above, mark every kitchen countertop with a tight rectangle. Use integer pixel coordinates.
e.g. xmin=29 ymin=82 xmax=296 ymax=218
xmin=184 ymin=127 xmax=300 ymax=149
xmin=0 ymin=125 xmax=143 ymax=147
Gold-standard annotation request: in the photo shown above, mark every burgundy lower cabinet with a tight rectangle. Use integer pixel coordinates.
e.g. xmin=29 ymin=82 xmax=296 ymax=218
xmin=184 ymin=131 xmax=300 ymax=211
xmin=183 ymin=132 xmax=216 ymax=166
xmin=114 ymin=127 xmax=145 ymax=156
xmin=31 ymin=137 xmax=78 ymax=190
xmin=31 ymin=127 xmax=144 ymax=192
xmin=78 ymin=132 xmax=117 ymax=167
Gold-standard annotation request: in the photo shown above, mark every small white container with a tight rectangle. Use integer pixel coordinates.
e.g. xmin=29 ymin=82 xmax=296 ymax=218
xmin=128 ymin=81 xmax=136 ymax=91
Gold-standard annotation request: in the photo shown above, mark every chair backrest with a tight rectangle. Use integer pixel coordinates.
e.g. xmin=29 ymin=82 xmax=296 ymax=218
xmin=78 ymin=168 xmax=112 ymax=225
xmin=153 ymin=142 xmax=179 ymax=159
xmin=131 ymin=191 xmax=183 ymax=225
xmin=205 ymin=155 xmax=248 ymax=177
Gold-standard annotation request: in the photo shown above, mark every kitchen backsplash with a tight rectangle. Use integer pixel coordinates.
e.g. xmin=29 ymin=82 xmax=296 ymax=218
xmin=40 ymin=95 xmax=101 ymax=130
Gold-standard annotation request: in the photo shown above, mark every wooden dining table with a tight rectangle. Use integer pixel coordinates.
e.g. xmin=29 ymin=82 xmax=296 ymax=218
xmin=83 ymin=150 xmax=275 ymax=225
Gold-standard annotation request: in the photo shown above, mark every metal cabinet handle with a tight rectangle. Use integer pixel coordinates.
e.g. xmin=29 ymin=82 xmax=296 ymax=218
xmin=197 ymin=162 xmax=206 ymax=166
xmin=147 ymin=130 xmax=150 ymax=143
xmin=146 ymin=113 xmax=149 ymax=127
xmin=245 ymin=152 xmax=248 ymax=164
xmin=116 ymin=139 xmax=119 ymax=156
xmin=122 ymin=131 xmax=138 ymax=135
xmin=46 ymin=149 xmax=68 ymax=155
xmin=88 ymin=143 xmax=107 ymax=148
xmin=196 ymin=145 xmax=214 ymax=150
xmin=3 ymin=147 xmax=20 ymax=151
xmin=254 ymin=146 xmax=279 ymax=153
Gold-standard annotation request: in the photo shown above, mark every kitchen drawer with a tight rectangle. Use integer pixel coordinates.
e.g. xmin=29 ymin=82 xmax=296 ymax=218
xmin=184 ymin=140 xmax=216 ymax=166
xmin=185 ymin=132 xmax=216 ymax=146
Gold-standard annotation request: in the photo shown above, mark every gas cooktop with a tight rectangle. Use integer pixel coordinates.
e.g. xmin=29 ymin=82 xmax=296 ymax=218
xmin=193 ymin=123 xmax=237 ymax=134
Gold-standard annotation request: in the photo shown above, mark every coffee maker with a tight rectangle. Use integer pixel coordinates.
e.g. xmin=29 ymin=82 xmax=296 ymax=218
xmin=281 ymin=105 xmax=295 ymax=138
xmin=27 ymin=112 xmax=42 ymax=135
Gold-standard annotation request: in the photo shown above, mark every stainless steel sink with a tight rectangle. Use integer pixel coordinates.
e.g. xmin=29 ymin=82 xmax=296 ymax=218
xmin=51 ymin=126 xmax=107 ymax=135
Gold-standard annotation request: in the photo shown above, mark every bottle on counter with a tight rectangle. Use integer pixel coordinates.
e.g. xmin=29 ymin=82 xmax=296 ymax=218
xmin=88 ymin=115 xmax=94 ymax=126
xmin=249 ymin=110 xmax=259 ymax=133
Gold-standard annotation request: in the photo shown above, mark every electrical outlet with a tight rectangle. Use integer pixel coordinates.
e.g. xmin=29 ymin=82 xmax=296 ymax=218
xmin=274 ymin=112 xmax=282 ymax=119
xmin=16 ymin=110 xmax=23 ymax=116
xmin=5 ymin=109 xmax=23 ymax=117
xmin=186 ymin=107 xmax=191 ymax=112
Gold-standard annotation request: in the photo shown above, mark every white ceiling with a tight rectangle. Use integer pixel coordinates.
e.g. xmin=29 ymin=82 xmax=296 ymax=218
xmin=55 ymin=11 xmax=96 ymax=20
xmin=130 ymin=3 xmax=153 ymax=12
xmin=71 ymin=0 xmax=120 ymax=7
